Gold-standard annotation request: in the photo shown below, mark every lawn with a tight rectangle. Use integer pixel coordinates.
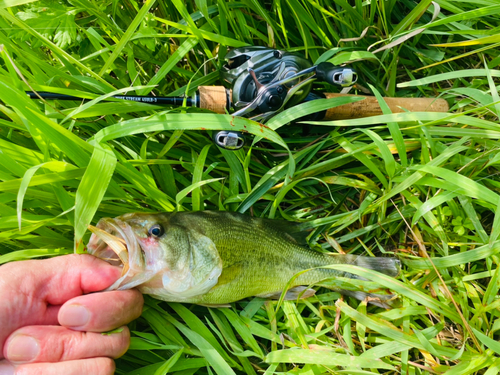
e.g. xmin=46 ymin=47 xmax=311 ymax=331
xmin=1 ymin=0 xmax=500 ymax=374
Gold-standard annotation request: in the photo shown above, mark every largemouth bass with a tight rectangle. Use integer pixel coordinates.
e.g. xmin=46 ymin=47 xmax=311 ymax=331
xmin=87 ymin=211 xmax=399 ymax=306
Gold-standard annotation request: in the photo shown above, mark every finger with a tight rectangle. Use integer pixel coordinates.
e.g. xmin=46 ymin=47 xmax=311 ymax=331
xmin=0 ymin=303 xmax=61 ymax=355
xmin=1 ymin=254 xmax=122 ymax=306
xmin=6 ymin=357 xmax=115 ymax=375
xmin=58 ymin=290 xmax=143 ymax=332
xmin=4 ymin=326 xmax=129 ymax=364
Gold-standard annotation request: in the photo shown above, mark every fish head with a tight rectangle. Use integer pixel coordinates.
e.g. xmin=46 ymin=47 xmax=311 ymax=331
xmin=87 ymin=212 xmax=223 ymax=301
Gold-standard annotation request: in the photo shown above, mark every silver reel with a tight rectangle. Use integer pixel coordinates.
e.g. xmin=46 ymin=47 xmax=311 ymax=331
xmin=221 ymin=47 xmax=314 ymax=121
xmin=215 ymin=47 xmax=358 ymax=149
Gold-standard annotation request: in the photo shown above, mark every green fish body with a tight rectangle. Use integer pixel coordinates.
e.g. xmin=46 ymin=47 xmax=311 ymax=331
xmin=87 ymin=211 xmax=399 ymax=305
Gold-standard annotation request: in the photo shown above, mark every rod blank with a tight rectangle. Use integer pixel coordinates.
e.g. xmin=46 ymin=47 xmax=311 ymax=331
xmin=26 ymin=91 xmax=195 ymax=106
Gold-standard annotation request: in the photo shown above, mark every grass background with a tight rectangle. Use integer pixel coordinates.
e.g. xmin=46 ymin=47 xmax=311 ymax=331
xmin=1 ymin=0 xmax=500 ymax=373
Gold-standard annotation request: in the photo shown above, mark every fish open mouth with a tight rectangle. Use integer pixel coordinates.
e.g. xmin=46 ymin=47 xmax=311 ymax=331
xmin=87 ymin=218 xmax=139 ymax=275
xmin=87 ymin=218 xmax=157 ymax=291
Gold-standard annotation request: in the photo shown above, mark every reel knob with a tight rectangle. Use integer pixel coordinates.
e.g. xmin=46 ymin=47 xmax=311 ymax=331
xmin=212 ymin=131 xmax=245 ymax=150
xmin=316 ymin=62 xmax=358 ymax=87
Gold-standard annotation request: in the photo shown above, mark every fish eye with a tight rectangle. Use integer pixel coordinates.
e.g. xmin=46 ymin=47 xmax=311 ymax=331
xmin=149 ymin=224 xmax=164 ymax=237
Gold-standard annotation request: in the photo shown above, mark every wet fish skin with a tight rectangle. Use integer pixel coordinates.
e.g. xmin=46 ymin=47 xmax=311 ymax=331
xmin=87 ymin=211 xmax=399 ymax=305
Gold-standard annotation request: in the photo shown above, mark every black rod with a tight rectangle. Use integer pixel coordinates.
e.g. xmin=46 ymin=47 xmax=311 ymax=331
xmin=26 ymin=91 xmax=195 ymax=106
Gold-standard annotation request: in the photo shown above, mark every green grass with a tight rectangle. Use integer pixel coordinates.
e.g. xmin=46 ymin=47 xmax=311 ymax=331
xmin=1 ymin=0 xmax=500 ymax=373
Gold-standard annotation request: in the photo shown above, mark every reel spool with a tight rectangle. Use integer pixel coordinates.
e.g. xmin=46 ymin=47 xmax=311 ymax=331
xmin=221 ymin=46 xmax=314 ymax=117
xmin=215 ymin=47 xmax=358 ymax=149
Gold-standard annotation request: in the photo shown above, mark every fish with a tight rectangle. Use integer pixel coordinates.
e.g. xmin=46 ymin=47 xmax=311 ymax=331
xmin=87 ymin=211 xmax=400 ymax=306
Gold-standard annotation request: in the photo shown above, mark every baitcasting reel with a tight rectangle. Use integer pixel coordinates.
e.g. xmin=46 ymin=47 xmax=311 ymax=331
xmin=213 ymin=46 xmax=357 ymax=149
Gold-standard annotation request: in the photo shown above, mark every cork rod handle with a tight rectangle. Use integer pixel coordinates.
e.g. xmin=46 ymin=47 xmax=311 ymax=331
xmin=197 ymin=87 xmax=450 ymax=119
xmin=322 ymin=93 xmax=449 ymax=120
xmin=198 ymin=86 xmax=228 ymax=114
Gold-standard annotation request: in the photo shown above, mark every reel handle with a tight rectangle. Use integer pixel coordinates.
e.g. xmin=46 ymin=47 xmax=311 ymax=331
xmin=322 ymin=93 xmax=449 ymax=120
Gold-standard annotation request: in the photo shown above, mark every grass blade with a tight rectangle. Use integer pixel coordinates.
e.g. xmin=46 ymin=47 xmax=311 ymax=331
xmin=98 ymin=0 xmax=157 ymax=76
xmin=74 ymin=144 xmax=116 ymax=252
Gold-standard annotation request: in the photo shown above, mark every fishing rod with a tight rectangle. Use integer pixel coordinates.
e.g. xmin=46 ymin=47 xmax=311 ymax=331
xmin=26 ymin=47 xmax=449 ymax=150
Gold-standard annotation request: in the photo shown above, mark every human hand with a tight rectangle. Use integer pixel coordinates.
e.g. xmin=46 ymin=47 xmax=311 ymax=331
xmin=0 ymin=254 xmax=144 ymax=375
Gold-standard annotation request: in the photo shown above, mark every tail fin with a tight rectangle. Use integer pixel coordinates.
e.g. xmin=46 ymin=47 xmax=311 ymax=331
xmin=351 ymin=255 xmax=400 ymax=277
xmin=322 ymin=254 xmax=401 ymax=308
xmin=330 ymin=254 xmax=400 ymax=277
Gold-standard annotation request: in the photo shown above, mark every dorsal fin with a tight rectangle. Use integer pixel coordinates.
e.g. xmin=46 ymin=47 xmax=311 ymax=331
xmin=259 ymin=217 xmax=311 ymax=245
xmin=199 ymin=211 xmax=311 ymax=246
